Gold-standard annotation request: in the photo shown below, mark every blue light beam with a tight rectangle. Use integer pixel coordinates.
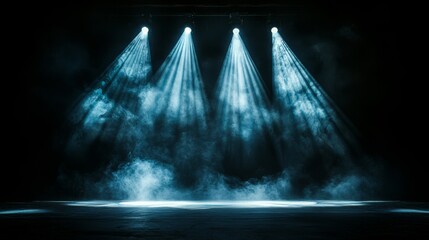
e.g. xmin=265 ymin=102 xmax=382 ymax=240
xmin=271 ymin=30 xmax=362 ymax=168
xmin=67 ymin=30 xmax=152 ymax=151
xmin=145 ymin=28 xmax=208 ymax=133
xmin=216 ymin=31 xmax=278 ymax=178
xmin=217 ymin=33 xmax=272 ymax=141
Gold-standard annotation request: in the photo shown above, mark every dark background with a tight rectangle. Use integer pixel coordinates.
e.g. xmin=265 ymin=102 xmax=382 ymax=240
xmin=3 ymin=1 xmax=425 ymax=201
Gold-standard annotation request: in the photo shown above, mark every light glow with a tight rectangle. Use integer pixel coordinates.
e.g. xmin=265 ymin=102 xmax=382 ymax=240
xmin=142 ymin=26 xmax=149 ymax=34
xmin=233 ymin=28 xmax=239 ymax=34
xmin=184 ymin=27 xmax=192 ymax=34
xmin=271 ymin=27 xmax=278 ymax=34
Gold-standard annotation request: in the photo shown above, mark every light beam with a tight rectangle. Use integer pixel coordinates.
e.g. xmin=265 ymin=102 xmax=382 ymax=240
xmin=216 ymin=31 xmax=278 ymax=178
xmin=67 ymin=29 xmax=152 ymax=152
xmin=271 ymin=30 xmax=362 ymax=171
xmin=146 ymin=28 xmax=207 ymax=133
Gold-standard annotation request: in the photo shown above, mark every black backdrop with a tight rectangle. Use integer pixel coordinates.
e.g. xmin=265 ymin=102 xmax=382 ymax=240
xmin=3 ymin=1 xmax=425 ymax=201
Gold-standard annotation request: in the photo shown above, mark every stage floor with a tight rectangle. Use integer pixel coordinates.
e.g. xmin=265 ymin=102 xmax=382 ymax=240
xmin=1 ymin=201 xmax=428 ymax=239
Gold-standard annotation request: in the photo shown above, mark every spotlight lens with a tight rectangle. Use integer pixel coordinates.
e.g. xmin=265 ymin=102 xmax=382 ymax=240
xmin=233 ymin=28 xmax=240 ymax=34
xmin=185 ymin=27 xmax=192 ymax=34
xmin=271 ymin=27 xmax=278 ymax=34
xmin=142 ymin=27 xmax=149 ymax=34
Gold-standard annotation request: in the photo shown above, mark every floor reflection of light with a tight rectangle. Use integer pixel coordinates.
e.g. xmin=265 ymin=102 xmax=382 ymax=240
xmin=0 ymin=209 xmax=49 ymax=215
xmin=390 ymin=209 xmax=429 ymax=214
xmin=64 ymin=200 xmax=368 ymax=209
xmin=66 ymin=201 xmax=120 ymax=207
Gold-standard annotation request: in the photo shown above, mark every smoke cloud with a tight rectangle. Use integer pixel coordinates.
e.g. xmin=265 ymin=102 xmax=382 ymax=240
xmin=79 ymin=157 xmax=377 ymax=200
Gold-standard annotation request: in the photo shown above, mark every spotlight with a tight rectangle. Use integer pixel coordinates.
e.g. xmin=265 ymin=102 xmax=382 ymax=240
xmin=233 ymin=28 xmax=240 ymax=34
xmin=271 ymin=27 xmax=278 ymax=34
xmin=185 ymin=27 xmax=192 ymax=34
xmin=142 ymin=27 xmax=149 ymax=34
